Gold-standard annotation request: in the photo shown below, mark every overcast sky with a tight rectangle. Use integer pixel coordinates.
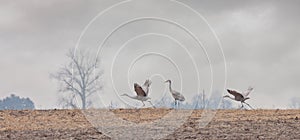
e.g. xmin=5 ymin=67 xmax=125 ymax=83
xmin=0 ymin=0 xmax=299 ymax=109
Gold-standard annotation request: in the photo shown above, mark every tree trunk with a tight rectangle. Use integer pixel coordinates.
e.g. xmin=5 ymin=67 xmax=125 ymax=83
xmin=82 ymin=95 xmax=86 ymax=110
xmin=81 ymin=90 xmax=86 ymax=110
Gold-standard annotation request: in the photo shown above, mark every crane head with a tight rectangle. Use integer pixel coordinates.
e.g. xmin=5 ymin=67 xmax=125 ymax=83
xmin=121 ymin=94 xmax=128 ymax=96
xmin=165 ymin=80 xmax=171 ymax=83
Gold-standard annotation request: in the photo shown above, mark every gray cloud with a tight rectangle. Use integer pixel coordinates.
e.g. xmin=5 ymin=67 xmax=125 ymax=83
xmin=0 ymin=0 xmax=299 ymax=109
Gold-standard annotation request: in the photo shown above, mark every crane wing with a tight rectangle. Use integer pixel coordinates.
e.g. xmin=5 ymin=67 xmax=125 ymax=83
xmin=143 ymin=79 xmax=152 ymax=87
xmin=142 ymin=79 xmax=152 ymax=95
xmin=227 ymin=89 xmax=244 ymax=98
xmin=134 ymin=83 xmax=147 ymax=97
xmin=177 ymin=94 xmax=185 ymax=101
xmin=173 ymin=91 xmax=181 ymax=96
xmin=242 ymin=87 xmax=253 ymax=97
xmin=172 ymin=90 xmax=185 ymax=101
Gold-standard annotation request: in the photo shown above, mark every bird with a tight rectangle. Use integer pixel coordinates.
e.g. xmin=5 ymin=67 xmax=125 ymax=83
xmin=223 ymin=87 xmax=254 ymax=109
xmin=165 ymin=80 xmax=185 ymax=108
xmin=121 ymin=79 xmax=155 ymax=108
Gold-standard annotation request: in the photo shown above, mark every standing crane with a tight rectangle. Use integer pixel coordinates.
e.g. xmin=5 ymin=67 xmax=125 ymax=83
xmin=165 ymin=80 xmax=185 ymax=108
xmin=223 ymin=87 xmax=254 ymax=109
xmin=121 ymin=79 xmax=155 ymax=108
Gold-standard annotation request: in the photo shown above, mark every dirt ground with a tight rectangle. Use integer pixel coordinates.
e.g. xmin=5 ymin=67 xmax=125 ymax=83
xmin=0 ymin=109 xmax=299 ymax=139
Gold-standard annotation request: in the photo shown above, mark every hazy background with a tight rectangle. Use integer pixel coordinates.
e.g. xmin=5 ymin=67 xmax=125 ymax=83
xmin=0 ymin=0 xmax=299 ymax=109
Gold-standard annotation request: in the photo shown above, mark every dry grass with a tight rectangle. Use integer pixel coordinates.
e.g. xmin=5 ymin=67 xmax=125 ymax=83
xmin=0 ymin=109 xmax=299 ymax=139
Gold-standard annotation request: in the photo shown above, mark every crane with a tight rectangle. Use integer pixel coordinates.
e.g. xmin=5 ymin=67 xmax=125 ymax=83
xmin=224 ymin=87 xmax=254 ymax=109
xmin=121 ymin=79 xmax=155 ymax=108
xmin=165 ymin=80 xmax=185 ymax=108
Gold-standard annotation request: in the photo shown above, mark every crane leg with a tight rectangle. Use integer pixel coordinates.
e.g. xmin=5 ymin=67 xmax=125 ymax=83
xmin=148 ymin=101 xmax=156 ymax=108
xmin=240 ymin=103 xmax=244 ymax=109
xmin=142 ymin=101 xmax=145 ymax=107
xmin=244 ymin=102 xmax=254 ymax=109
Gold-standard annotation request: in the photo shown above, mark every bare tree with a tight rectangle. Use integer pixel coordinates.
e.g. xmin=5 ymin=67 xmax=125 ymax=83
xmin=51 ymin=49 xmax=103 ymax=109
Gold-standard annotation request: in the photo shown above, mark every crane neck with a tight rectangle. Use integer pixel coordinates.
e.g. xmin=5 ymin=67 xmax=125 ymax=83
xmin=229 ymin=96 xmax=235 ymax=100
xmin=224 ymin=96 xmax=235 ymax=100
xmin=124 ymin=94 xmax=136 ymax=99
xmin=168 ymin=81 xmax=172 ymax=92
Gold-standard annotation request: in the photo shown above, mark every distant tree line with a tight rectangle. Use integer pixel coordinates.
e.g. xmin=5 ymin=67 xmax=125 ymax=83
xmin=0 ymin=94 xmax=35 ymax=110
xmin=154 ymin=91 xmax=234 ymax=109
xmin=290 ymin=97 xmax=300 ymax=109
